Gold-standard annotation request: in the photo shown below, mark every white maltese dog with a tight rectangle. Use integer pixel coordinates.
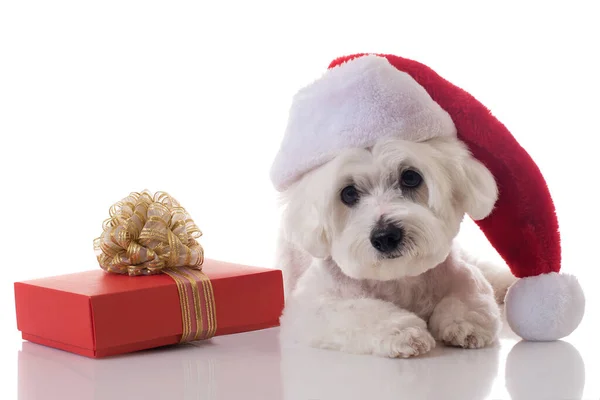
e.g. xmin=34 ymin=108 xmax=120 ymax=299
xmin=275 ymin=136 xmax=516 ymax=358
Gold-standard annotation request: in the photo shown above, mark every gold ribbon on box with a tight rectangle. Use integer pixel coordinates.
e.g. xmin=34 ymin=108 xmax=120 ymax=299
xmin=93 ymin=190 xmax=217 ymax=342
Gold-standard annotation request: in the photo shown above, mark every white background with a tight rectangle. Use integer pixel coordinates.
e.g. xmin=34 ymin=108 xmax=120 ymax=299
xmin=1 ymin=1 xmax=598 ymax=399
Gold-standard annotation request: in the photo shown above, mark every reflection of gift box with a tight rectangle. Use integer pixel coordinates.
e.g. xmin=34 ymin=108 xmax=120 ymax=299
xmin=14 ymin=259 xmax=284 ymax=358
xmin=18 ymin=328 xmax=283 ymax=400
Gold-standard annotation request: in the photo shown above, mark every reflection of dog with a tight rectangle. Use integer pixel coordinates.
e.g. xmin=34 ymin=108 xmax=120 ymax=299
xmin=281 ymin=338 xmax=501 ymax=400
xmin=276 ymin=137 xmax=517 ymax=358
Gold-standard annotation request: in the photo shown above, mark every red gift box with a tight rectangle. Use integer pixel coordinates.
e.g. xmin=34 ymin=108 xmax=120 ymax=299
xmin=14 ymin=259 xmax=284 ymax=358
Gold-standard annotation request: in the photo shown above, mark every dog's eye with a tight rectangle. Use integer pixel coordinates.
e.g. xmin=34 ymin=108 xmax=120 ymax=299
xmin=341 ymin=185 xmax=360 ymax=206
xmin=400 ymin=170 xmax=423 ymax=188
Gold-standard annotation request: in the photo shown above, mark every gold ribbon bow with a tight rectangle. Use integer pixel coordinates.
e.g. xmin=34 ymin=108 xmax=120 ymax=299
xmin=94 ymin=190 xmax=204 ymax=276
xmin=94 ymin=190 xmax=216 ymax=341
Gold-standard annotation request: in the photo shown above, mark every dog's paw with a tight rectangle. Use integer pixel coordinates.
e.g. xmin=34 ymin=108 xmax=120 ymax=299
xmin=374 ymin=324 xmax=436 ymax=358
xmin=437 ymin=320 xmax=495 ymax=349
xmin=429 ymin=297 xmax=500 ymax=349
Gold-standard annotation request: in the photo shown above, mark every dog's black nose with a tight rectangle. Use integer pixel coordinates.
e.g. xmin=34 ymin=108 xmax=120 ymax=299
xmin=370 ymin=225 xmax=404 ymax=254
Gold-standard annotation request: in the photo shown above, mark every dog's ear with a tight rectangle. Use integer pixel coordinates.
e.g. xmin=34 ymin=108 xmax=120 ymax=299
xmin=459 ymin=155 xmax=498 ymax=220
xmin=426 ymin=138 xmax=498 ymax=220
xmin=280 ymin=174 xmax=333 ymax=258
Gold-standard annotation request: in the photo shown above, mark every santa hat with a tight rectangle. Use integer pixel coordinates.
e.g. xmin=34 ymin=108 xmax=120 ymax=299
xmin=270 ymin=53 xmax=585 ymax=342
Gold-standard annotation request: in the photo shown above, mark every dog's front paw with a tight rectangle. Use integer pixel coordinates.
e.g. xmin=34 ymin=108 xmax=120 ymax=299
xmin=429 ymin=297 xmax=500 ymax=349
xmin=373 ymin=320 xmax=436 ymax=358
xmin=437 ymin=320 xmax=495 ymax=349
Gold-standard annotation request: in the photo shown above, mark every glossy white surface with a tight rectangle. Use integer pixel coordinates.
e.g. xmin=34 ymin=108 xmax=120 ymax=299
xmin=12 ymin=303 xmax=598 ymax=400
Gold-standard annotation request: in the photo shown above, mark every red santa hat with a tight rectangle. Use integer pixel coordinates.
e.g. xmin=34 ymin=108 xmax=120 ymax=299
xmin=270 ymin=53 xmax=585 ymax=342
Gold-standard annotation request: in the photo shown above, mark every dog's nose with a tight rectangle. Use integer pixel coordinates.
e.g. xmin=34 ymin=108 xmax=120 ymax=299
xmin=370 ymin=225 xmax=404 ymax=254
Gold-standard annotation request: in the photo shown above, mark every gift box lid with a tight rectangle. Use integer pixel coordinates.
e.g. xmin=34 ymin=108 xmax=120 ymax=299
xmin=14 ymin=259 xmax=284 ymax=357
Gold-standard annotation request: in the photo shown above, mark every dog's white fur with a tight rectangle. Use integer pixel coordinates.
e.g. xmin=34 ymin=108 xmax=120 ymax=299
xmin=275 ymin=137 xmax=517 ymax=358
